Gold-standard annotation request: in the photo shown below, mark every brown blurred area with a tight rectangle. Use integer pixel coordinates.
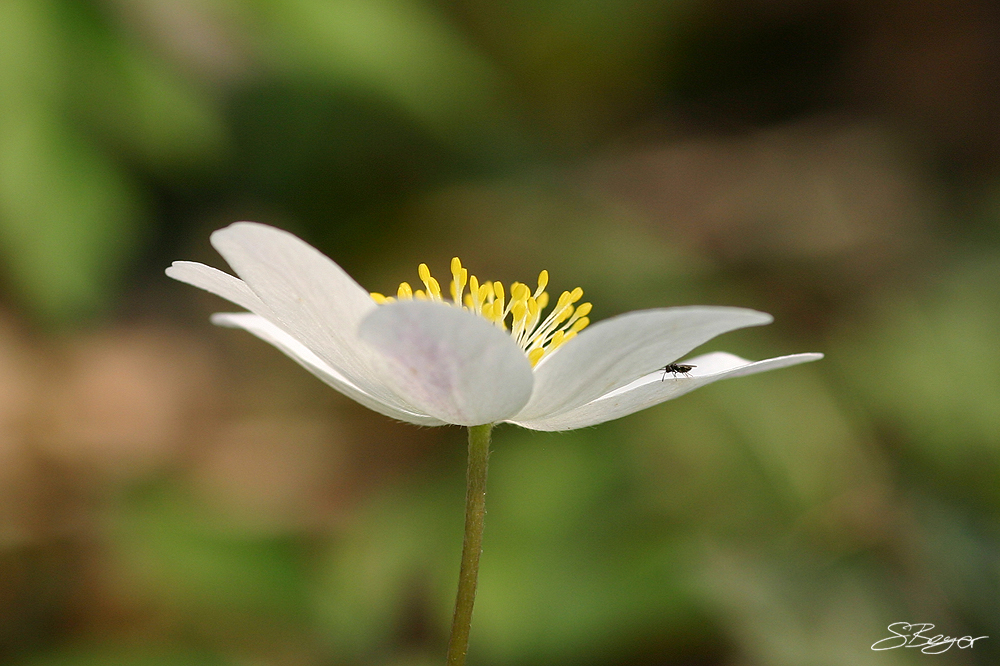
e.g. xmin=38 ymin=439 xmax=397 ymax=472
xmin=0 ymin=314 xmax=446 ymax=663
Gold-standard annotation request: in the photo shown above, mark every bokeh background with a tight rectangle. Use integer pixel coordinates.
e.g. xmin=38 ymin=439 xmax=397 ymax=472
xmin=2 ymin=1 xmax=999 ymax=665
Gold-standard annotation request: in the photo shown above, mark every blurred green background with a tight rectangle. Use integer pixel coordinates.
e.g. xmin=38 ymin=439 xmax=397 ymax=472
xmin=2 ymin=0 xmax=999 ymax=665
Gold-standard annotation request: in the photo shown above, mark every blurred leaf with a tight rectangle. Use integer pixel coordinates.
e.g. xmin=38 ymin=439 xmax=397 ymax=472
xmin=912 ymin=499 xmax=1000 ymax=655
xmin=110 ymin=485 xmax=309 ymax=625
xmin=249 ymin=0 xmax=520 ymax=158
xmin=65 ymin=3 xmax=226 ymax=172
xmin=0 ymin=1 xmax=230 ymax=321
xmin=230 ymin=84 xmax=461 ymax=231
xmin=314 ymin=428 xmax=705 ymax=665
xmin=312 ymin=471 xmax=463 ymax=659
xmin=0 ymin=0 xmax=140 ymax=321
xmin=697 ymin=551 xmax=918 ymax=666
xmin=0 ymin=109 xmax=140 ymax=321
xmin=834 ymin=257 xmax=1000 ymax=508
xmin=474 ymin=429 xmax=700 ymax=665
xmin=628 ymin=356 xmax=872 ymax=530
xmin=459 ymin=0 xmax=697 ymax=141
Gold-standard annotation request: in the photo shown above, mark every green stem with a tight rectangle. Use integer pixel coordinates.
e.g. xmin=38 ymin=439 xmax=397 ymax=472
xmin=446 ymin=423 xmax=493 ymax=666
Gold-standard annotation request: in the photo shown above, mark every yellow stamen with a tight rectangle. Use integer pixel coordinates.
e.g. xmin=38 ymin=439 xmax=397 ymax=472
xmin=493 ymin=282 xmax=505 ymax=328
xmin=372 ymin=259 xmax=592 ymax=365
xmin=528 ymin=348 xmax=546 ymax=366
xmin=511 ymin=301 xmax=526 ymax=323
xmin=477 ymin=283 xmax=491 ymax=313
xmin=450 ymin=257 xmax=468 ymax=306
xmin=536 ymin=270 xmax=548 ymax=294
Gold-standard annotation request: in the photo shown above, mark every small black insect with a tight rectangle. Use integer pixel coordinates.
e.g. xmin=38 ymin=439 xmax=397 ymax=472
xmin=661 ymin=363 xmax=696 ymax=381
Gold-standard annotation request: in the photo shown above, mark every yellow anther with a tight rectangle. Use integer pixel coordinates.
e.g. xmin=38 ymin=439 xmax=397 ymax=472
xmin=536 ymin=292 xmax=549 ymax=310
xmin=418 ymin=263 xmax=431 ymax=283
xmin=487 ymin=301 xmax=501 ymax=323
xmin=569 ymin=287 xmax=583 ymax=302
xmin=463 ymin=293 xmax=474 ymax=308
xmin=569 ymin=316 xmax=589 ymax=333
xmin=573 ymin=302 xmax=592 ymax=319
xmin=414 ymin=290 xmax=427 ymax=300
xmin=450 ymin=258 xmax=467 ymax=306
xmin=427 ymin=276 xmax=442 ymax=299
xmin=493 ymin=281 xmax=504 ymax=301
xmin=528 ymin=348 xmax=546 ymax=366
xmin=454 ymin=269 xmax=468 ymax=304
xmin=397 ymin=282 xmax=413 ymax=299
xmin=537 ymin=270 xmax=549 ymax=293
xmin=550 ymin=330 xmax=565 ymax=348
xmin=511 ymin=301 xmax=526 ymax=321
xmin=469 ymin=275 xmax=482 ymax=311
xmin=370 ymin=292 xmax=389 ymax=304
xmin=512 ymin=282 xmax=530 ymax=302
xmin=527 ymin=297 xmax=538 ymax=317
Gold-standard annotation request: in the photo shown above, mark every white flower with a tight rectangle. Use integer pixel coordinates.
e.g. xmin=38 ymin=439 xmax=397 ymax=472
xmin=166 ymin=222 xmax=821 ymax=430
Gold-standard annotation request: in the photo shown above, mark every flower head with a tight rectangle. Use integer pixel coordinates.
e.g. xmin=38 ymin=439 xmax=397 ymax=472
xmin=166 ymin=222 xmax=821 ymax=430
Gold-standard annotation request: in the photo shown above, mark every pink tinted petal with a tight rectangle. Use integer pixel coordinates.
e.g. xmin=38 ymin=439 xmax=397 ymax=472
xmin=359 ymin=301 xmax=534 ymax=426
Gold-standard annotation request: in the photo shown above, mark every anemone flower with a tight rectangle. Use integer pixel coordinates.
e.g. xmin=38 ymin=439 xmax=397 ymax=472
xmin=167 ymin=222 xmax=821 ymax=666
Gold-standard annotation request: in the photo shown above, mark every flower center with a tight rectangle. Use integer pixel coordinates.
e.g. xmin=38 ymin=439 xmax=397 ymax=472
xmin=370 ymin=258 xmax=591 ymax=366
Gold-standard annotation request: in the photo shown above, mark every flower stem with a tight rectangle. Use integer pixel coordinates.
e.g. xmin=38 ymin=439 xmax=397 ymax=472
xmin=446 ymin=423 xmax=493 ymax=666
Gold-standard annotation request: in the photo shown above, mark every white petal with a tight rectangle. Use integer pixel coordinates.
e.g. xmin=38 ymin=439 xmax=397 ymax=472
xmin=512 ymin=352 xmax=823 ymax=431
xmin=166 ymin=261 xmax=270 ymax=314
xmin=208 ymin=222 xmax=396 ymax=403
xmin=212 ymin=313 xmax=446 ymax=426
xmin=168 ymin=247 xmax=428 ymax=417
xmin=358 ymin=301 xmax=534 ymax=426
xmin=515 ymin=307 xmax=774 ymax=422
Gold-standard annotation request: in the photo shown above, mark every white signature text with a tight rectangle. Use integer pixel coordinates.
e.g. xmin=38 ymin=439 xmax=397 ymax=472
xmin=872 ymin=622 xmax=987 ymax=654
